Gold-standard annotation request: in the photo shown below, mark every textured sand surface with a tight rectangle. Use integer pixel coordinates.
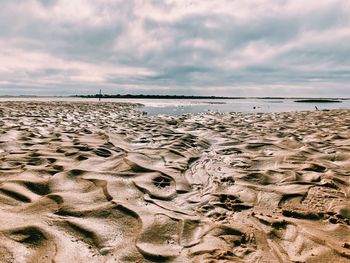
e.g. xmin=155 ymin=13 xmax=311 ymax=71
xmin=0 ymin=101 xmax=349 ymax=263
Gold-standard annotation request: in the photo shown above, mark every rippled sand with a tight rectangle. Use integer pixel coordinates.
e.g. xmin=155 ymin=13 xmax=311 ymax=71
xmin=0 ymin=101 xmax=349 ymax=263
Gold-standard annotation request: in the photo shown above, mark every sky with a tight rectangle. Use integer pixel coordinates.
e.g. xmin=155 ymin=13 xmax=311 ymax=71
xmin=0 ymin=0 xmax=350 ymax=97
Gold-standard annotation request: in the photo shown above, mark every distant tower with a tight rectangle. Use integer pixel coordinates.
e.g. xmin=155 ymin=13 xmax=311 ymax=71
xmin=99 ymin=89 xmax=102 ymax=101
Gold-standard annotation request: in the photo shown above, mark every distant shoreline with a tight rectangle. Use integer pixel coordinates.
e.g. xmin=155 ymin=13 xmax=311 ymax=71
xmin=71 ymin=94 xmax=350 ymax=100
xmin=74 ymin=94 xmax=238 ymax=99
xmin=0 ymin=95 xmax=349 ymax=100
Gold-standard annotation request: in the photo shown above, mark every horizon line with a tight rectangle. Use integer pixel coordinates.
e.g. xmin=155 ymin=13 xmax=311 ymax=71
xmin=0 ymin=94 xmax=349 ymax=100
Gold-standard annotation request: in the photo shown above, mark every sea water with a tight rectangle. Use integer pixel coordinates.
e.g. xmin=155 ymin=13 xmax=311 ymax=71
xmin=1 ymin=97 xmax=349 ymax=116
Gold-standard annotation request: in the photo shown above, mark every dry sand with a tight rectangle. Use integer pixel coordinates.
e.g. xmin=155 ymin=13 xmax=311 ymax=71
xmin=0 ymin=101 xmax=349 ymax=263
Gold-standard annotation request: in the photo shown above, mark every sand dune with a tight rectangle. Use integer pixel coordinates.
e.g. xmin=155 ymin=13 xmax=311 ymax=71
xmin=0 ymin=101 xmax=349 ymax=262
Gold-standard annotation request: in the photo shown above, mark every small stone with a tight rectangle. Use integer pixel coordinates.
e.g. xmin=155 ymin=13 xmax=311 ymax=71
xmin=166 ymin=119 xmax=178 ymax=125
xmin=343 ymin=243 xmax=350 ymax=249
xmin=100 ymin=247 xmax=112 ymax=255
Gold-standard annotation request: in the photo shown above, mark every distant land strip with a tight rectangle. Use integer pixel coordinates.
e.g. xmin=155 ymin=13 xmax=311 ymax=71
xmin=74 ymin=94 xmax=237 ymax=99
xmin=72 ymin=94 xmax=349 ymax=100
xmin=294 ymin=99 xmax=342 ymax=103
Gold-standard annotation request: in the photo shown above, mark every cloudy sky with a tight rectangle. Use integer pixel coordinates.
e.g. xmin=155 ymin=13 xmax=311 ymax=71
xmin=1 ymin=0 xmax=350 ymax=97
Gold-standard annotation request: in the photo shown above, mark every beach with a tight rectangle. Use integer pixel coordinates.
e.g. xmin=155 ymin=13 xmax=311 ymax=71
xmin=0 ymin=101 xmax=349 ymax=262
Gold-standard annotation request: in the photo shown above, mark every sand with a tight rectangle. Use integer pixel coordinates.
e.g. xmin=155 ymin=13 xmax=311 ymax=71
xmin=0 ymin=101 xmax=349 ymax=263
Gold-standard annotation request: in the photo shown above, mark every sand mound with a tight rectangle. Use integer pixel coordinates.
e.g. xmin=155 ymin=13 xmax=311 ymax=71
xmin=0 ymin=101 xmax=349 ymax=262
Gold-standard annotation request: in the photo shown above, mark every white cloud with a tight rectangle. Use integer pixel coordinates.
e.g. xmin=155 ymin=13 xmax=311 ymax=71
xmin=113 ymin=19 xmax=172 ymax=56
xmin=133 ymin=0 xmax=349 ymax=23
xmin=181 ymin=38 xmax=221 ymax=51
xmin=29 ymin=0 xmax=112 ymax=25
xmin=0 ymin=45 xmax=155 ymax=85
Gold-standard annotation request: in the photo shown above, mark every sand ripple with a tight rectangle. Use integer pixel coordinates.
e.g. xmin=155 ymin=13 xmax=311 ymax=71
xmin=0 ymin=101 xmax=349 ymax=262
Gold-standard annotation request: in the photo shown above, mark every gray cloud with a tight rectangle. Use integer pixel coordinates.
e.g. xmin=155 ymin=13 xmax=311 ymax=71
xmin=0 ymin=0 xmax=349 ymax=97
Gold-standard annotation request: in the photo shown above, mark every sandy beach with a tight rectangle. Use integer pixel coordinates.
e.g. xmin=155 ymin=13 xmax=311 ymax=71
xmin=0 ymin=101 xmax=349 ymax=263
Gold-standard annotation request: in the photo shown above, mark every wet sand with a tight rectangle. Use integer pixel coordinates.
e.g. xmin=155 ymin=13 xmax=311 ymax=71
xmin=0 ymin=101 xmax=349 ymax=263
